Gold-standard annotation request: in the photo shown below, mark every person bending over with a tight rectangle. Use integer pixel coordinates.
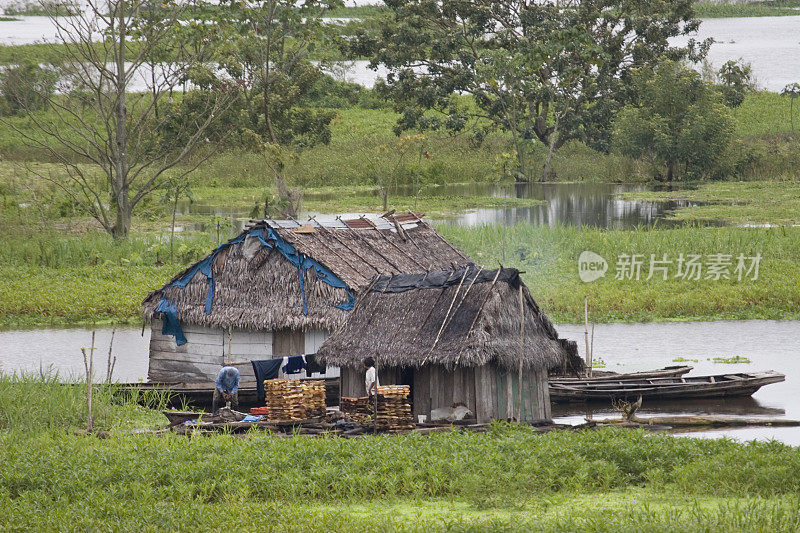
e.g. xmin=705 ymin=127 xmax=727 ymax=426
xmin=212 ymin=366 xmax=239 ymax=414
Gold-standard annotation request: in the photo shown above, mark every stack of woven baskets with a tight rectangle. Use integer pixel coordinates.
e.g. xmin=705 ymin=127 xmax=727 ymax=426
xmin=340 ymin=396 xmax=370 ymax=414
xmin=263 ymin=379 xmax=327 ymax=420
xmin=376 ymin=385 xmax=413 ymax=430
xmin=264 ymin=379 xmax=306 ymax=421
xmin=300 ymin=380 xmax=326 ymax=417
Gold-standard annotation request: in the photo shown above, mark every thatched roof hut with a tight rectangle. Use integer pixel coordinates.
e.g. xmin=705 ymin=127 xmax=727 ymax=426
xmin=141 ymin=213 xmax=472 ymax=383
xmin=317 ymin=265 xmax=581 ymax=422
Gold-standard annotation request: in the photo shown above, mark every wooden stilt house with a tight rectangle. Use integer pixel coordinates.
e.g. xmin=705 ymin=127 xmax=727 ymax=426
xmin=316 ymin=265 xmax=582 ymax=422
xmin=141 ymin=213 xmax=472 ymax=383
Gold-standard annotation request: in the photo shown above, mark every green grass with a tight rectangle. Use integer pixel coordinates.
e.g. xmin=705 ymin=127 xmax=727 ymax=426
xmin=695 ymin=0 xmax=800 ymax=18
xmin=1 ymin=224 xmax=799 ymax=326
xmin=1 ymin=91 xmax=798 ymax=192
xmin=620 ymin=181 xmax=800 ymax=225
xmin=1 ymin=374 xmax=800 ymax=531
xmin=732 ymin=92 xmax=797 ymax=137
xmin=0 ymin=230 xmax=214 ymax=327
xmin=439 ymin=223 xmax=800 ymax=323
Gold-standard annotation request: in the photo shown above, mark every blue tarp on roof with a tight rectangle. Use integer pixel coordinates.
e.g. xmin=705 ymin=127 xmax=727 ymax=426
xmin=156 ymin=225 xmax=354 ymax=345
xmin=155 ymin=297 xmax=187 ymax=346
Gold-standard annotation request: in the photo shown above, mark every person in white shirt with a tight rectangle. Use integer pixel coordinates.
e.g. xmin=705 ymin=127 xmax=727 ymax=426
xmin=363 ymin=356 xmax=379 ymax=397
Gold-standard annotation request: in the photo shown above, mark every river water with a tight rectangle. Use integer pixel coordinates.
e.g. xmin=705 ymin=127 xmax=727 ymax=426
xmin=1 ymin=14 xmax=799 ymax=91
xmin=177 ymin=182 xmax=704 ymax=233
xmin=2 ymin=320 xmax=798 ymax=444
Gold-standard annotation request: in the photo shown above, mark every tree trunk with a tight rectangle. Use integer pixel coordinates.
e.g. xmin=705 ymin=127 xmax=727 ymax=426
xmin=112 ymin=0 xmax=130 ymax=240
xmin=262 ymin=51 xmax=278 ymax=143
xmin=542 ymin=117 xmax=560 ymax=182
xmin=666 ymin=159 xmax=675 ymax=182
xmin=171 ymin=190 xmax=178 ymax=261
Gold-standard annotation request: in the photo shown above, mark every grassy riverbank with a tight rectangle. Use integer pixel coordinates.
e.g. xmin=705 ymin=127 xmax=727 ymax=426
xmin=620 ymin=181 xmax=800 ymax=225
xmin=2 ymin=224 xmax=799 ymax=327
xmin=1 ymin=375 xmax=799 ymax=531
xmin=1 ymin=91 xmax=797 ymax=197
xmin=694 ymin=0 xmax=800 ymax=18
xmin=441 ymin=224 xmax=800 ymax=323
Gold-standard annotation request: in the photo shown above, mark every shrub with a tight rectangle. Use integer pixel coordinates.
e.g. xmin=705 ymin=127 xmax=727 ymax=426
xmin=613 ymin=60 xmax=735 ymax=181
xmin=0 ymin=62 xmax=57 ymax=115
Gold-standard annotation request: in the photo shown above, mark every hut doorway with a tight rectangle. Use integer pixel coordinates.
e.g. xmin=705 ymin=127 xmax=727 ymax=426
xmin=273 ymin=329 xmax=305 ymax=357
xmin=399 ymin=367 xmax=415 ymax=412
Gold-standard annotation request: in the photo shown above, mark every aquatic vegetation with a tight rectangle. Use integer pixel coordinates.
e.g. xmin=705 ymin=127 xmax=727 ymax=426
xmin=441 ymin=223 xmax=800 ymax=323
xmin=713 ymin=355 xmax=752 ymax=364
xmin=620 ymin=181 xmax=800 ymax=225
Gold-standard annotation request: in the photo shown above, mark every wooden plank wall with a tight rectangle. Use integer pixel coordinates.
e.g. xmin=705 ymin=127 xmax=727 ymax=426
xmin=406 ymin=366 xmax=477 ymax=420
xmin=340 ymin=367 xmax=361 ymax=397
xmin=148 ymin=319 xmax=224 ymax=382
xmin=223 ymin=328 xmax=273 ymax=381
xmin=474 ymin=365 xmax=498 ymax=423
xmin=492 ymin=366 xmax=548 ymax=422
xmin=340 ymin=366 xmax=401 ymax=397
xmin=149 ymin=321 xmax=341 ymax=383
xmin=338 ymin=363 xmax=552 ymax=422
xmin=304 ymin=329 xmax=339 ymax=378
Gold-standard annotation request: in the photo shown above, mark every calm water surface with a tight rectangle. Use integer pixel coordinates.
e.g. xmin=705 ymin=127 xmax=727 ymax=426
xmin=2 ymin=320 xmax=798 ymax=444
xmin=554 ymin=320 xmax=800 ymax=445
xmin=177 ymin=182 xmax=704 ymax=232
xmin=2 ymin=14 xmax=799 ymax=91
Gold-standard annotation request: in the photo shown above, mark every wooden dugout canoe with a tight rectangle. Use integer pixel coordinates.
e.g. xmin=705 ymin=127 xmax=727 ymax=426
xmin=549 ymin=371 xmax=785 ymax=403
xmin=551 ymin=365 xmax=693 ymax=383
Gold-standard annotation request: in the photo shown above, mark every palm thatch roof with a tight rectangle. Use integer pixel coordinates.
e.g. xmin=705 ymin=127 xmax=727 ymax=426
xmin=142 ymin=213 xmax=472 ymax=331
xmin=316 ymin=265 xmax=582 ymax=372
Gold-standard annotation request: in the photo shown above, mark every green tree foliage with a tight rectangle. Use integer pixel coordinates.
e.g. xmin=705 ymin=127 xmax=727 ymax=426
xmin=195 ymin=0 xmax=343 ymax=147
xmin=4 ymin=0 xmax=232 ymax=239
xmin=613 ymin=61 xmax=734 ymax=181
xmin=354 ymin=0 xmax=708 ymax=181
xmin=716 ymin=59 xmax=754 ymax=108
xmin=0 ymin=62 xmax=56 ymax=115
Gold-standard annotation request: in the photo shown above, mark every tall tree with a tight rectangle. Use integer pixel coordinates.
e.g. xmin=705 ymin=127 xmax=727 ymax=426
xmin=7 ymin=0 xmax=231 ymax=239
xmin=355 ymin=0 xmax=708 ymax=181
xmin=200 ymin=0 xmax=342 ymax=213
xmin=210 ymin=0 xmax=342 ymax=144
xmin=613 ymin=60 xmax=734 ymax=181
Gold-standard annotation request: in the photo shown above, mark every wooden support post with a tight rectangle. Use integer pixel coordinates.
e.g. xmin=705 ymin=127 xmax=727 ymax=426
xmin=227 ymin=328 xmax=232 ymax=365
xmin=517 ymin=286 xmax=524 ymax=422
xmin=105 ymin=328 xmax=116 ymax=384
xmin=81 ymin=331 xmax=96 ymax=433
xmin=584 ymin=298 xmax=592 ymax=378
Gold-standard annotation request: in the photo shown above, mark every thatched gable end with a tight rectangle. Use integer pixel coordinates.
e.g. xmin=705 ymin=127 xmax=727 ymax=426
xmin=316 ymin=265 xmax=581 ymax=372
xmin=142 ymin=214 xmax=471 ymax=335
